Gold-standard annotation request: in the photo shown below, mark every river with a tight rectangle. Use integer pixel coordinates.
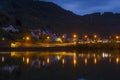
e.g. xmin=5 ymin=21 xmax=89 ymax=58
xmin=0 ymin=50 xmax=120 ymax=80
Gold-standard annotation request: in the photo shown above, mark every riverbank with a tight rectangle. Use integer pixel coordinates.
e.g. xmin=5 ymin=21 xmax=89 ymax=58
xmin=0 ymin=42 xmax=119 ymax=52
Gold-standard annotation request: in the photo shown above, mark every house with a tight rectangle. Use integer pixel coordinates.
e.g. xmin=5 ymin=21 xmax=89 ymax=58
xmin=30 ymin=29 xmax=41 ymax=39
xmin=2 ymin=25 xmax=19 ymax=32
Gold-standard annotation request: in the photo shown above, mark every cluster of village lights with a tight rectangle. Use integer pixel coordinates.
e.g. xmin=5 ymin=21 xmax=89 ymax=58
xmin=2 ymin=34 xmax=120 ymax=43
xmin=23 ymin=34 xmax=99 ymax=41
xmin=9 ymin=34 xmax=120 ymax=47
xmin=72 ymin=34 xmax=120 ymax=41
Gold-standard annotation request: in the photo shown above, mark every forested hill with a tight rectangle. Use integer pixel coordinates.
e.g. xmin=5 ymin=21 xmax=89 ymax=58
xmin=0 ymin=0 xmax=120 ymax=35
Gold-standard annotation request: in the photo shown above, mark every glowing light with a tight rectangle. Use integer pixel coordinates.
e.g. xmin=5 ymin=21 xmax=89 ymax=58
xmin=56 ymin=38 xmax=62 ymax=42
xmin=11 ymin=42 xmax=20 ymax=47
xmin=62 ymin=35 xmax=65 ymax=39
xmin=2 ymin=57 xmax=4 ymax=62
xmin=56 ymin=56 xmax=61 ymax=60
xmin=62 ymin=59 xmax=65 ymax=64
xmin=23 ymin=57 xmax=25 ymax=62
xmin=73 ymin=58 xmax=77 ymax=67
xmin=115 ymin=36 xmax=119 ymax=39
xmin=109 ymin=58 xmax=111 ymax=63
xmin=26 ymin=57 xmax=30 ymax=64
xmin=11 ymin=43 xmax=16 ymax=47
xmin=102 ymin=53 xmax=109 ymax=58
xmin=2 ymin=37 xmax=5 ymax=40
xmin=11 ymin=52 xmax=16 ymax=56
xmin=47 ymin=58 xmax=50 ymax=64
xmin=116 ymin=57 xmax=119 ymax=64
xmin=85 ymin=58 xmax=88 ymax=65
xmin=26 ymin=36 xmax=30 ymax=41
xmin=46 ymin=36 xmax=50 ymax=40
xmin=73 ymin=34 xmax=77 ymax=38
xmin=73 ymin=53 xmax=76 ymax=58
xmin=73 ymin=41 xmax=77 ymax=44
xmin=84 ymin=35 xmax=88 ymax=38
xmin=93 ymin=54 xmax=96 ymax=57
xmin=94 ymin=35 xmax=97 ymax=39
xmin=94 ymin=58 xmax=97 ymax=64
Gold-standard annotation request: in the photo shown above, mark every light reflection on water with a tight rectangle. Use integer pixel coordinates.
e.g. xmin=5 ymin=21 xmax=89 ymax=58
xmin=0 ymin=51 xmax=120 ymax=66
xmin=0 ymin=51 xmax=120 ymax=80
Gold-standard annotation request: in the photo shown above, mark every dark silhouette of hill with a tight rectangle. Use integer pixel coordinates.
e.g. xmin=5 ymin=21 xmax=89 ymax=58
xmin=0 ymin=0 xmax=120 ymax=36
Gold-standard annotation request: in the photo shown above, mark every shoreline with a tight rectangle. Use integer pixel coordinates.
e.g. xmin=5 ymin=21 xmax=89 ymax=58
xmin=0 ymin=43 xmax=119 ymax=52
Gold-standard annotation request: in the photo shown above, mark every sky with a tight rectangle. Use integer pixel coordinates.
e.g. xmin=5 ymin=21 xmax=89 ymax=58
xmin=43 ymin=0 xmax=120 ymax=15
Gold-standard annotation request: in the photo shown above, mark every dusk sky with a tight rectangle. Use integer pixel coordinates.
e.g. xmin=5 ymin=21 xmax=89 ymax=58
xmin=44 ymin=0 xmax=120 ymax=15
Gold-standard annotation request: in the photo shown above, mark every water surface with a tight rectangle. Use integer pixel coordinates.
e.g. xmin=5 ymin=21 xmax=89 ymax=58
xmin=0 ymin=50 xmax=120 ymax=80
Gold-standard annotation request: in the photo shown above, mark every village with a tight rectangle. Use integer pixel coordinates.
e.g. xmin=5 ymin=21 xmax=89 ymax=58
xmin=0 ymin=25 xmax=120 ymax=48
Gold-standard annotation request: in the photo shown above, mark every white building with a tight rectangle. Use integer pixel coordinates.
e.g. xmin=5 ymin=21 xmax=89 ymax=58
xmin=2 ymin=25 xmax=19 ymax=32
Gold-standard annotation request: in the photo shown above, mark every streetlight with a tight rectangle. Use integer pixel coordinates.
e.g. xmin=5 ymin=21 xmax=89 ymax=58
xmin=73 ymin=34 xmax=77 ymax=38
xmin=46 ymin=36 xmax=50 ymax=40
xmin=62 ymin=35 xmax=65 ymax=39
xmin=94 ymin=34 xmax=97 ymax=39
xmin=84 ymin=35 xmax=88 ymax=39
xmin=72 ymin=34 xmax=78 ymax=42
xmin=115 ymin=35 xmax=119 ymax=40
xmin=26 ymin=36 xmax=30 ymax=41
xmin=115 ymin=35 xmax=119 ymax=42
xmin=61 ymin=35 xmax=66 ymax=42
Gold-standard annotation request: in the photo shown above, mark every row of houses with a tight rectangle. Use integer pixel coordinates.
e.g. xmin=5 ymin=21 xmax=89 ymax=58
xmin=1 ymin=25 xmax=65 ymax=42
xmin=1 ymin=25 xmax=118 ymax=43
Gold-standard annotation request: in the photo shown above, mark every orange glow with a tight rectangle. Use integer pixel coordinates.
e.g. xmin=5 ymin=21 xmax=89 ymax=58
xmin=116 ymin=57 xmax=119 ymax=64
xmin=94 ymin=35 xmax=97 ymax=38
xmin=11 ymin=43 xmax=16 ymax=47
xmin=62 ymin=59 xmax=65 ymax=64
xmin=26 ymin=57 xmax=30 ymax=64
xmin=47 ymin=36 xmax=50 ymax=40
xmin=85 ymin=58 xmax=88 ymax=65
xmin=73 ymin=58 xmax=77 ymax=67
xmin=26 ymin=36 xmax=30 ymax=41
xmin=115 ymin=36 xmax=119 ymax=40
xmin=62 ymin=35 xmax=65 ymax=38
xmin=73 ymin=34 xmax=77 ymax=38
xmin=93 ymin=54 xmax=96 ymax=57
xmin=11 ymin=52 xmax=16 ymax=56
xmin=84 ymin=35 xmax=88 ymax=38
xmin=47 ymin=58 xmax=50 ymax=64
xmin=94 ymin=58 xmax=97 ymax=64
